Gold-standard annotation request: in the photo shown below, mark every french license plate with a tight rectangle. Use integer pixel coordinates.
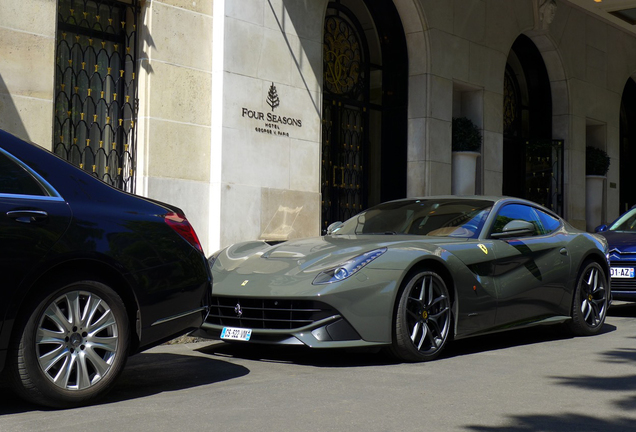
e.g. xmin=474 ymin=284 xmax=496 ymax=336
xmin=221 ymin=327 xmax=252 ymax=341
xmin=611 ymin=267 xmax=635 ymax=278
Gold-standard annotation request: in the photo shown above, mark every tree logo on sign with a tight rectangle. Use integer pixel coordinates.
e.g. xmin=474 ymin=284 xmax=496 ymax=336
xmin=267 ymin=82 xmax=280 ymax=111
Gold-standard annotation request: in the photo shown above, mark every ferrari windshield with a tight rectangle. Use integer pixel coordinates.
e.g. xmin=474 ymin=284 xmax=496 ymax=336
xmin=333 ymin=199 xmax=493 ymax=238
xmin=608 ymin=208 xmax=636 ymax=232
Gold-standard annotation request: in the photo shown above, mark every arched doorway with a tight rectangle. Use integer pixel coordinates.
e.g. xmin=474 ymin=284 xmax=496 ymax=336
xmin=321 ymin=0 xmax=408 ymax=230
xmin=620 ymin=78 xmax=636 ymax=213
xmin=503 ymin=35 xmax=563 ymax=214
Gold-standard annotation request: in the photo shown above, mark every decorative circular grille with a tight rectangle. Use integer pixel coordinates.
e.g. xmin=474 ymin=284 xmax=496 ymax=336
xmin=324 ymin=15 xmax=363 ymax=98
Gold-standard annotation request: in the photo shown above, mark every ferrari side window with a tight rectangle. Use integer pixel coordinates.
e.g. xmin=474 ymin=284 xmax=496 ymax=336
xmin=491 ymin=204 xmax=542 ymax=237
xmin=536 ymin=209 xmax=561 ymax=234
xmin=0 ymin=151 xmax=47 ymax=196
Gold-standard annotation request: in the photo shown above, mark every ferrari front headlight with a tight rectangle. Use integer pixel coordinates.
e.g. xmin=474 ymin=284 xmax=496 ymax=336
xmin=312 ymin=248 xmax=387 ymax=285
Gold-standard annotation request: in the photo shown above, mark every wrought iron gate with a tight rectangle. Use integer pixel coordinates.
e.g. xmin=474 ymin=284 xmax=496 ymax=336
xmin=322 ymin=3 xmax=370 ymax=230
xmin=525 ymin=139 xmax=564 ymax=215
xmin=504 ymin=60 xmax=563 ymax=216
xmin=53 ymin=0 xmax=139 ymax=192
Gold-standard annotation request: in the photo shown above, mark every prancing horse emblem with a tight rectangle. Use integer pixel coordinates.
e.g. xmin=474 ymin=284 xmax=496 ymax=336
xmin=478 ymin=244 xmax=488 ymax=254
xmin=234 ymin=303 xmax=243 ymax=318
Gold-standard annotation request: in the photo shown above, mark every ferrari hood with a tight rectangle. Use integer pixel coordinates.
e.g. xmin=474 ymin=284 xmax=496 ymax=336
xmin=212 ymin=234 xmax=470 ymax=277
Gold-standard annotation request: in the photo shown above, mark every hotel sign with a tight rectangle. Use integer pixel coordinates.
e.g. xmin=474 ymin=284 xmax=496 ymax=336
xmin=241 ymin=83 xmax=302 ymax=137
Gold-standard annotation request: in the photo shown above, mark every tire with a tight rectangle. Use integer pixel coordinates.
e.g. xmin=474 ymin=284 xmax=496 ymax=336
xmin=567 ymin=261 xmax=609 ymax=336
xmin=8 ymin=280 xmax=130 ymax=408
xmin=390 ymin=271 xmax=452 ymax=362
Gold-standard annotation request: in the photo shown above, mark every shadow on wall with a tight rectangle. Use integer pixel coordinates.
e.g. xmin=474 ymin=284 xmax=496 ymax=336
xmin=138 ymin=5 xmax=155 ymax=76
xmin=268 ymin=0 xmax=327 ymax=118
xmin=0 ymin=74 xmax=30 ymax=142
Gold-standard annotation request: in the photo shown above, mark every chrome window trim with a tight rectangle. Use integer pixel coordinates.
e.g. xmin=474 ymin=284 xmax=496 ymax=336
xmin=0 ymin=193 xmax=65 ymax=202
xmin=150 ymin=306 xmax=208 ymax=327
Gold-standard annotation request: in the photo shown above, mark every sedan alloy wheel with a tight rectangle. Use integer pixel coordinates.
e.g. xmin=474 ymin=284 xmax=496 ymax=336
xmin=36 ymin=289 xmax=119 ymax=390
xmin=10 ymin=280 xmax=130 ymax=408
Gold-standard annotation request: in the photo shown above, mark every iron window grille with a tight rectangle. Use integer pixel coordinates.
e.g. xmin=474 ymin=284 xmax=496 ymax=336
xmin=53 ymin=0 xmax=139 ymax=192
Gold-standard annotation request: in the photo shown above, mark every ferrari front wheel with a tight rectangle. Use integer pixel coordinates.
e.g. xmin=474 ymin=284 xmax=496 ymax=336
xmin=390 ymin=271 xmax=451 ymax=362
xmin=567 ymin=261 xmax=609 ymax=336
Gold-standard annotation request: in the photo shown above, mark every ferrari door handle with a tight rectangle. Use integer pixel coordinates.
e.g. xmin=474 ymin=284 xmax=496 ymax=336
xmin=6 ymin=210 xmax=49 ymax=224
xmin=559 ymin=247 xmax=568 ymax=256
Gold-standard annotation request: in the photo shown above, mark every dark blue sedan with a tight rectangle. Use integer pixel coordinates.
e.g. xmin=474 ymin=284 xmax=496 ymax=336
xmin=0 ymin=130 xmax=211 ymax=408
xmin=596 ymin=207 xmax=636 ymax=301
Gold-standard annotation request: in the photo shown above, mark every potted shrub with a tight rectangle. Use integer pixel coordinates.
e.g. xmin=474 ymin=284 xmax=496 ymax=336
xmin=586 ymin=146 xmax=610 ymax=176
xmin=452 ymin=117 xmax=482 ymax=152
xmin=451 ymin=117 xmax=482 ymax=195
xmin=585 ymin=146 xmax=610 ymax=231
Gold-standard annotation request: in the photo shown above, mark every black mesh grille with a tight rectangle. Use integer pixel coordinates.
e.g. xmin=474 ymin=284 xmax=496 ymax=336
xmin=206 ymin=296 xmax=338 ymax=330
xmin=610 ymin=260 xmax=636 ymax=292
xmin=610 ymin=278 xmax=636 ymax=291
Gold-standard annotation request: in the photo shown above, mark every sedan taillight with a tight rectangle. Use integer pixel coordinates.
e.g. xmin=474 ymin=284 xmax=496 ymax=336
xmin=165 ymin=212 xmax=203 ymax=253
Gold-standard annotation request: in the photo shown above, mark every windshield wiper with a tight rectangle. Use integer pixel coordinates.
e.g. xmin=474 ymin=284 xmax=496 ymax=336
xmin=357 ymin=231 xmax=398 ymax=235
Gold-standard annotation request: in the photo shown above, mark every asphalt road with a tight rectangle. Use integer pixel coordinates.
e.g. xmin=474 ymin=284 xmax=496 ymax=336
xmin=2 ymin=303 xmax=636 ymax=432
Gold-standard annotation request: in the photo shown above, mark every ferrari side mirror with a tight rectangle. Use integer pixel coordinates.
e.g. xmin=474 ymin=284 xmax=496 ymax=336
xmin=326 ymin=221 xmax=343 ymax=235
xmin=491 ymin=220 xmax=536 ymax=239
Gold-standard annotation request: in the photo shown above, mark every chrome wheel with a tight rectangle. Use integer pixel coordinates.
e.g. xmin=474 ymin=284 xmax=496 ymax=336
xmin=568 ymin=261 xmax=608 ymax=336
xmin=9 ymin=280 xmax=129 ymax=408
xmin=36 ymin=290 xmax=119 ymax=390
xmin=392 ymin=271 xmax=452 ymax=362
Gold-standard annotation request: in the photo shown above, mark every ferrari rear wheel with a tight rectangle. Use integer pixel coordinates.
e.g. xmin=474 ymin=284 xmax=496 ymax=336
xmin=9 ymin=280 xmax=130 ymax=408
xmin=567 ymin=261 xmax=608 ymax=336
xmin=391 ymin=271 xmax=451 ymax=362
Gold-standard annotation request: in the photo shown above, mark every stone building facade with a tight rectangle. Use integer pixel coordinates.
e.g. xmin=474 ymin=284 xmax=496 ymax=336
xmin=2 ymin=0 xmax=636 ymax=254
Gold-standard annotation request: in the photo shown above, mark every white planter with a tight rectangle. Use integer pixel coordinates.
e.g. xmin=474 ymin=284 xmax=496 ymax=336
xmin=451 ymin=151 xmax=480 ymax=195
xmin=585 ymin=175 xmax=606 ymax=232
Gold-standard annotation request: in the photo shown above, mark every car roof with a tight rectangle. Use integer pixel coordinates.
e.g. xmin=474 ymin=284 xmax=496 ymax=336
xmin=0 ymin=129 xmax=177 ymax=213
xmin=376 ymin=196 xmax=561 ymax=218
xmin=384 ymin=195 xmax=534 ymax=207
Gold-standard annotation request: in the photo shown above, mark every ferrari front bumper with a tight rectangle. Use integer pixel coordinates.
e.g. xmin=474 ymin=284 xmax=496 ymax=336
xmin=193 ymin=311 xmax=387 ymax=349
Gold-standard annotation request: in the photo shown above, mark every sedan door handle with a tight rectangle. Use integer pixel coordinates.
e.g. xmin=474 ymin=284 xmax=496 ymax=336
xmin=6 ymin=210 xmax=49 ymax=224
xmin=559 ymin=247 xmax=568 ymax=256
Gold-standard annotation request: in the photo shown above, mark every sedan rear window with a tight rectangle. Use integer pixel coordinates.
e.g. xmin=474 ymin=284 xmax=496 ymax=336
xmin=0 ymin=151 xmax=47 ymax=196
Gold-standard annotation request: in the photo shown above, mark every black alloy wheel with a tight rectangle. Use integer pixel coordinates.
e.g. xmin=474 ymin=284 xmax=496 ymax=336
xmin=391 ymin=270 xmax=452 ymax=362
xmin=568 ymin=261 xmax=609 ymax=336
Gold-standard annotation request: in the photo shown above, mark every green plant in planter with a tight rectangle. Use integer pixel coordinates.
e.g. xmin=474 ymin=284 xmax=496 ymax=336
xmin=452 ymin=117 xmax=482 ymax=152
xmin=586 ymin=146 xmax=610 ymax=176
